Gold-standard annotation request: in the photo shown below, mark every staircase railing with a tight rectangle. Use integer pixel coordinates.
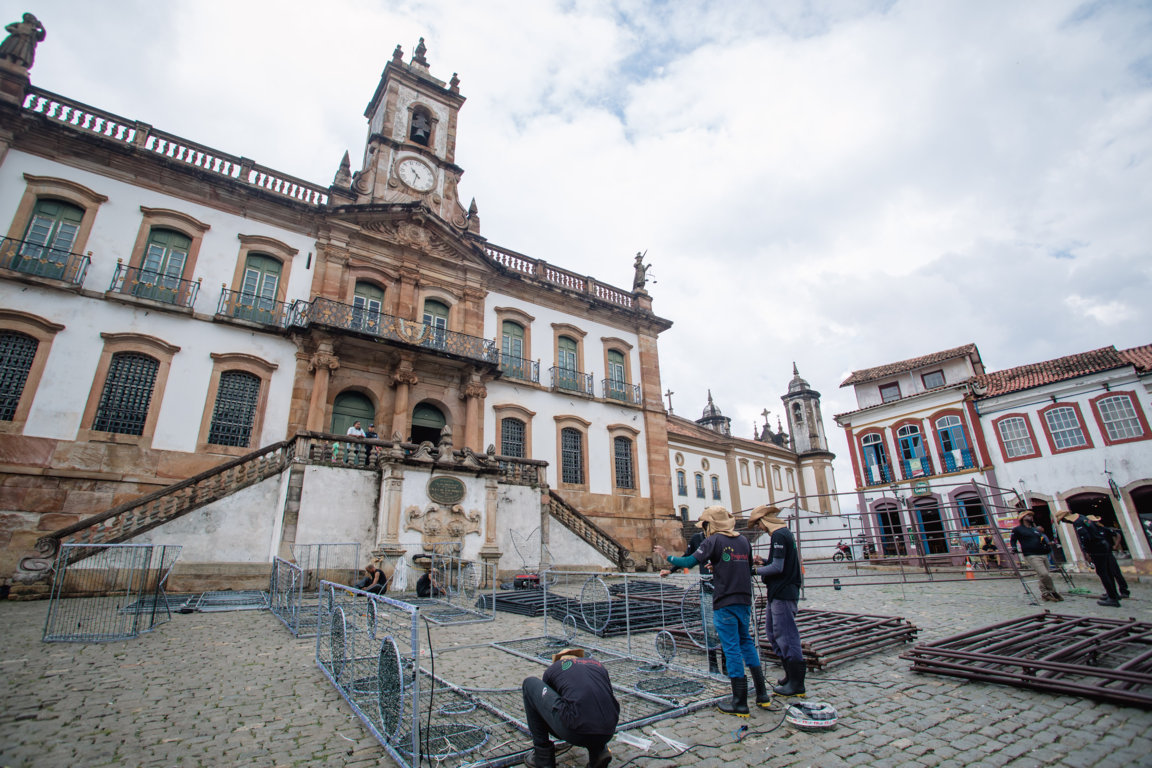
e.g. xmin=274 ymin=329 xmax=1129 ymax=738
xmin=18 ymin=440 xmax=295 ymax=577
xmin=545 ymin=489 xmax=632 ymax=571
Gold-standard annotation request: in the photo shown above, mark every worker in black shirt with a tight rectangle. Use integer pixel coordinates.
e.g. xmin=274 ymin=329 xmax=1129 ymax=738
xmin=750 ymin=505 xmax=806 ymax=696
xmin=1009 ymin=511 xmax=1061 ymax=602
xmin=1056 ymin=509 xmax=1128 ymax=606
xmin=521 ymin=648 xmax=619 ymax=768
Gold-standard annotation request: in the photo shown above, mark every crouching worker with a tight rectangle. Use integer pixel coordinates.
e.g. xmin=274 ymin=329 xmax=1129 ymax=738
xmin=354 ymin=563 xmax=386 ymax=594
xmin=521 ymin=648 xmax=619 ymax=768
xmin=655 ymin=505 xmax=771 ymax=716
xmin=750 ymin=505 xmax=805 ymax=697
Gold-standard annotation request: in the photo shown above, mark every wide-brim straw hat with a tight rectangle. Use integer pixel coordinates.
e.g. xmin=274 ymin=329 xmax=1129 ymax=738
xmin=1054 ymin=509 xmax=1080 ymax=524
xmin=1017 ymin=510 xmax=1034 ymax=523
xmin=552 ymin=648 xmax=585 ymax=663
xmin=749 ymin=505 xmax=787 ymax=531
xmin=697 ymin=505 xmax=738 ymax=537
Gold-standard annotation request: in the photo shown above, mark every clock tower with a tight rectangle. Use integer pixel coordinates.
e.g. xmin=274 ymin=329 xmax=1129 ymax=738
xmin=351 ymin=38 xmax=476 ymax=232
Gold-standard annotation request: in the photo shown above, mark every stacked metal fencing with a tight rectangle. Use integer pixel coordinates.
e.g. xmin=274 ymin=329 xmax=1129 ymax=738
xmin=43 ymin=543 xmax=182 ymax=642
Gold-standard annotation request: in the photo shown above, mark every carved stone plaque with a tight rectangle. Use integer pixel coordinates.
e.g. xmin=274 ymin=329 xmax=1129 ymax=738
xmin=427 ymin=476 xmax=466 ymax=505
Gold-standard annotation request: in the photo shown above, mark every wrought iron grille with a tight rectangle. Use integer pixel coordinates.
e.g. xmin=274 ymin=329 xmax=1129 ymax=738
xmin=602 ymin=378 xmax=641 ymax=404
xmin=0 ymin=235 xmax=91 ymax=285
xmin=0 ymin=331 xmax=38 ymax=421
xmin=92 ymin=352 xmax=158 ymax=435
xmin=215 ymin=287 xmax=292 ymax=327
xmin=500 ymin=417 xmax=525 ymax=458
xmin=107 ymin=262 xmax=200 ymax=308
xmin=301 ymin=298 xmax=498 ymax=365
xmin=550 ymin=366 xmax=593 ymax=395
xmin=207 ymin=370 xmax=261 ymax=447
xmin=940 ymin=448 xmax=976 ymax=473
xmin=498 ymin=353 xmax=539 ymax=383
xmin=560 ymin=427 xmax=584 ymax=484
xmin=614 ymin=436 xmax=635 ymax=489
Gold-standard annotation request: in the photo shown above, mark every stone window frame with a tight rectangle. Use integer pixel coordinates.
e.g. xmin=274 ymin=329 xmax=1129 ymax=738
xmin=786 ymin=468 xmax=796 ymax=492
xmin=738 ymin=458 xmax=750 ymax=485
xmin=676 ymin=469 xmax=687 ymax=496
xmin=0 ymin=309 xmax=64 ymax=435
xmin=78 ymin=332 xmax=181 ymax=447
xmin=418 ymin=287 xmax=459 ymax=330
xmin=710 ymin=474 xmax=721 ymax=500
xmin=196 ymin=352 xmax=279 ymax=456
xmin=227 ymin=234 xmax=299 ymax=306
xmin=4 ymin=174 xmax=108 ymax=257
xmin=552 ymin=323 xmax=588 ymax=374
xmin=125 ymin=207 xmax=210 ymax=282
xmin=754 ymin=462 xmax=766 ymax=487
xmin=608 ymin=423 xmax=640 ymax=494
xmin=773 ymin=465 xmax=783 ymax=490
xmin=694 ymin=472 xmax=705 ymax=498
xmin=601 ymin=336 xmax=634 ymax=398
xmin=554 ymin=414 xmax=591 ymax=490
xmin=494 ymin=402 xmax=536 ymax=459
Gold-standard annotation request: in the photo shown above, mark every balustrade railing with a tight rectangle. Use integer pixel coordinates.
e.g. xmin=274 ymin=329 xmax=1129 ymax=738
xmin=550 ymin=366 xmax=594 ymax=395
xmin=602 ymin=378 xmax=642 ymax=404
xmin=108 ymin=262 xmax=200 ymax=308
xmin=499 ymin=353 xmax=539 ymax=383
xmin=23 ymin=88 xmax=328 ymax=207
xmin=0 ymin=235 xmax=89 ymax=285
xmin=301 ymin=298 xmax=497 ymax=364
xmin=546 ymin=490 xmax=631 ymax=571
xmin=940 ymin=448 xmax=977 ymax=473
xmin=216 ymin=287 xmax=292 ymax=327
xmin=901 ymin=456 xmax=935 ymax=480
xmin=483 ymin=243 xmax=634 ymax=310
xmin=862 ymin=462 xmax=895 ymax=487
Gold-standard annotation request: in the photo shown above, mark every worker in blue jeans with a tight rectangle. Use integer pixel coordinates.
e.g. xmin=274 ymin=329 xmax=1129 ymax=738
xmin=655 ymin=505 xmax=770 ymax=715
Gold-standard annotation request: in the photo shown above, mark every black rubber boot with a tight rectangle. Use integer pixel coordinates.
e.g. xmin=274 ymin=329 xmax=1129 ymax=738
xmin=717 ymin=677 xmax=750 ymax=717
xmin=773 ymin=660 xmax=806 ymax=697
xmin=524 ymin=746 xmax=556 ymax=768
xmin=587 ymin=745 xmax=612 ymax=768
xmin=776 ymin=666 xmax=788 ymax=686
xmin=748 ymin=666 xmax=772 ymax=709
xmin=708 ymin=650 xmax=721 ymax=675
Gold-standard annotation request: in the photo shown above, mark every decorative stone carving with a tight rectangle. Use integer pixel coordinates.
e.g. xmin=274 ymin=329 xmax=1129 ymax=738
xmin=436 ymin=425 xmax=455 ymax=465
xmin=333 ymin=151 xmax=352 ymax=188
xmin=458 ymin=447 xmax=484 ymax=469
xmin=409 ymin=441 xmax=435 ymax=462
xmin=308 ymin=351 xmax=339 ymax=373
xmin=404 ymin=502 xmax=481 ymax=549
xmin=461 ymin=381 xmax=487 ymax=400
xmin=0 ymin=13 xmax=45 ymax=70
xmin=392 ymin=368 xmax=419 ymax=387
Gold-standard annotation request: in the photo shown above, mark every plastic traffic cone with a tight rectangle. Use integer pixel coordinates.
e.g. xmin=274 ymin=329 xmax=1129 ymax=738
xmin=965 ymin=562 xmax=975 ymax=580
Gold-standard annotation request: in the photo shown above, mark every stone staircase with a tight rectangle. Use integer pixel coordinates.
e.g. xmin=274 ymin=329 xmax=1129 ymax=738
xmin=545 ymin=489 xmax=633 ymax=571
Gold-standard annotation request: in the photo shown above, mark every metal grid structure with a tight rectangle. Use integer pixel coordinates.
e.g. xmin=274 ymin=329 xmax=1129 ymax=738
xmin=292 ymin=542 xmax=361 ymax=593
xmin=414 ymin=552 xmax=496 ymax=625
xmin=268 ymin=544 xmax=362 ymax=637
xmin=193 ymin=590 xmax=269 ymax=612
xmin=42 ymin=543 xmax=181 ymax=643
xmin=902 ymin=612 xmax=1152 ymax=708
xmin=752 ymin=601 xmax=920 ymax=669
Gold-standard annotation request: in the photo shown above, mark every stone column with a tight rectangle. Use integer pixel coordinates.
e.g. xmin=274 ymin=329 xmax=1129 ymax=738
xmin=479 ymin=476 xmax=502 ymax=580
xmin=375 ymin=464 xmax=407 ymax=556
xmin=306 ymin=344 xmax=339 ymax=431
xmin=461 ymin=376 xmax=487 ymax=451
xmin=391 ymin=361 xmax=418 ymax=439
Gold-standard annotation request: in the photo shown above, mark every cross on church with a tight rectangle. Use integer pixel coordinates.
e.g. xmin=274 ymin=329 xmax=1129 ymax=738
xmin=664 ymin=389 xmax=675 ymax=412
xmin=761 ymin=408 xmax=771 ymax=428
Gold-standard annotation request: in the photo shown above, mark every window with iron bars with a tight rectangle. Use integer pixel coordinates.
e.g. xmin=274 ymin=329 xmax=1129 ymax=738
xmin=207 ymin=370 xmax=261 ymax=447
xmin=501 ymin=417 xmax=525 ymax=458
xmin=676 ymin=470 xmax=687 ymax=496
xmin=695 ymin=473 xmax=705 ymax=498
xmin=614 ymin=436 xmax=634 ymax=489
xmin=93 ymin=353 xmax=159 ymax=435
xmin=0 ymin=331 xmax=38 ymax=421
xmin=561 ymin=427 xmax=584 ymax=484
xmin=711 ymin=475 xmax=721 ymax=500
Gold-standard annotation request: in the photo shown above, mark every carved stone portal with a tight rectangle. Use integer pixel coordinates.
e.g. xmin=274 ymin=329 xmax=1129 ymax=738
xmin=405 ymin=502 xmax=481 ymax=550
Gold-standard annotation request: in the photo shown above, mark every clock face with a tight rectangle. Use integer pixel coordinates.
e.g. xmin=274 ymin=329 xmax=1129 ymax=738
xmin=396 ymin=158 xmax=435 ymax=192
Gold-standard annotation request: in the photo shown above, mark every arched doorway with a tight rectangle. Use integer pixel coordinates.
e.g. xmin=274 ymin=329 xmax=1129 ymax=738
xmin=411 ymin=402 xmax=446 ymax=445
xmin=1129 ymin=485 xmax=1152 ymax=555
xmin=1067 ymin=492 xmax=1126 ymax=557
xmin=875 ymin=501 xmax=905 ymax=556
xmin=331 ymin=391 xmax=375 ymax=436
xmin=913 ymin=497 xmax=949 ymax=555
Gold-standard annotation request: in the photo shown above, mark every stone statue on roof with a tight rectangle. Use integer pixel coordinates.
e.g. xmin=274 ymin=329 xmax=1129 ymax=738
xmin=0 ymin=13 xmax=45 ymax=69
xmin=632 ymin=250 xmax=650 ymax=291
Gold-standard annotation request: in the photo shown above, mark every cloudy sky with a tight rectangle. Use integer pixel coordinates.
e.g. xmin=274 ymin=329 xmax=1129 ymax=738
xmin=15 ymin=0 xmax=1152 ymax=490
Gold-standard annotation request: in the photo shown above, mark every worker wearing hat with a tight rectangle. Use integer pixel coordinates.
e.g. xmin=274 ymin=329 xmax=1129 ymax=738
xmin=655 ymin=505 xmax=769 ymax=716
xmin=1055 ymin=509 xmax=1129 ymax=606
xmin=521 ymin=648 xmax=619 ymax=768
xmin=749 ymin=505 xmax=806 ymax=697
xmin=1009 ymin=510 xmax=1061 ymax=603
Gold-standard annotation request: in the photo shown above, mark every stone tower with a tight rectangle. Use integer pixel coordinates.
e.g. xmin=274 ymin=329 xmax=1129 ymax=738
xmin=782 ymin=363 xmax=827 ymax=453
xmin=696 ymin=390 xmax=732 ymax=436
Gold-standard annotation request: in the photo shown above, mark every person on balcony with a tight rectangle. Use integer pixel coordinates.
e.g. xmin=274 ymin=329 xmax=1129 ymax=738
xmin=1010 ymin=511 xmax=1061 ymax=602
xmin=655 ymin=506 xmax=769 ymax=716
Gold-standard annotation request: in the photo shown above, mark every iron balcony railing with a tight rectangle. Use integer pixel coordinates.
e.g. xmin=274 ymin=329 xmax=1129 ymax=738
xmin=862 ymin=462 xmax=895 ymax=486
xmin=940 ymin=448 xmax=977 ymax=473
xmin=550 ymin=366 xmax=594 ymax=395
xmin=300 ymin=297 xmax=498 ymax=364
xmin=602 ymin=378 xmax=641 ymax=404
xmin=499 ymin=353 xmax=540 ymax=383
xmin=108 ymin=262 xmax=200 ymax=308
xmin=0 ymin=235 xmax=90 ymax=286
xmin=901 ymin=456 xmax=935 ymax=480
xmin=216 ymin=287 xmax=292 ymax=327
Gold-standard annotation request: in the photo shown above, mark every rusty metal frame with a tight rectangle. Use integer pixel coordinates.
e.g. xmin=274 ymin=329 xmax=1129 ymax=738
xmin=902 ymin=612 xmax=1152 ymax=708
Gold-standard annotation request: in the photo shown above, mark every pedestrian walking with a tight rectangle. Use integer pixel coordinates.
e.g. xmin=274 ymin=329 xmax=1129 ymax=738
xmin=1010 ymin=510 xmax=1062 ymax=602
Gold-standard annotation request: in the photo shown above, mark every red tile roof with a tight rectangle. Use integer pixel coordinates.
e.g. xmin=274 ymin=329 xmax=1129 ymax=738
xmin=840 ymin=344 xmax=979 ymax=387
xmin=974 ymin=346 xmax=1127 ymax=397
xmin=1120 ymin=344 xmax=1152 ymax=372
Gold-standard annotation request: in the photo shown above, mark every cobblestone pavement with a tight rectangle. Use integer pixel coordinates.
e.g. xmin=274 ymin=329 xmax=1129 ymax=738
xmin=2 ymin=571 xmax=1150 ymax=768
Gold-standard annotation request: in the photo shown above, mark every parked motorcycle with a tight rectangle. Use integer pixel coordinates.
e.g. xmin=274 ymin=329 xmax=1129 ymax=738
xmin=832 ymin=540 xmax=853 ymax=562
